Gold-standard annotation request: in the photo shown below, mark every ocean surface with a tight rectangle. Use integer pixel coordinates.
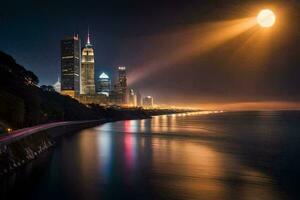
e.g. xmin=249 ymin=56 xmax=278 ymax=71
xmin=1 ymin=111 xmax=300 ymax=200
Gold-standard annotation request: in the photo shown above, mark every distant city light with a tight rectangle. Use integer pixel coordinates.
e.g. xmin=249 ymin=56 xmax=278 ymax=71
xmin=118 ymin=66 xmax=126 ymax=70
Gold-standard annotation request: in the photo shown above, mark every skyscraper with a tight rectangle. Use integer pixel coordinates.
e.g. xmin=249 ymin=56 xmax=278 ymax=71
xmin=117 ymin=66 xmax=127 ymax=104
xmin=136 ymin=90 xmax=142 ymax=107
xmin=143 ymin=96 xmax=154 ymax=107
xmin=96 ymin=72 xmax=111 ymax=96
xmin=81 ymin=31 xmax=95 ymax=95
xmin=129 ymin=89 xmax=137 ymax=107
xmin=60 ymin=35 xmax=81 ymax=97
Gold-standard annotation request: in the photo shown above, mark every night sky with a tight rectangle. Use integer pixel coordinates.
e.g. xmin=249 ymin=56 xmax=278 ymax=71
xmin=1 ymin=0 xmax=300 ymax=109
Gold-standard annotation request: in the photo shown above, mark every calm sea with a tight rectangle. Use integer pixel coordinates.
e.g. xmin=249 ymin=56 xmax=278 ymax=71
xmin=2 ymin=111 xmax=300 ymax=200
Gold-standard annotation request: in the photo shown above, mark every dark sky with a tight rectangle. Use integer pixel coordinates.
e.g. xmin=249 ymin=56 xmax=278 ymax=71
xmin=1 ymin=0 xmax=299 ymax=108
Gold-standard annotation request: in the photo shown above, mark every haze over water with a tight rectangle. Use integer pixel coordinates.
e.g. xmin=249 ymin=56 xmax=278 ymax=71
xmin=2 ymin=111 xmax=300 ymax=200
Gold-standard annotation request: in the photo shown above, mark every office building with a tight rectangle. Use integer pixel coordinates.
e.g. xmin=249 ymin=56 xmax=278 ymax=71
xmin=143 ymin=96 xmax=154 ymax=107
xmin=117 ymin=66 xmax=127 ymax=104
xmin=136 ymin=90 xmax=142 ymax=106
xmin=129 ymin=89 xmax=137 ymax=107
xmin=60 ymin=35 xmax=81 ymax=97
xmin=81 ymin=31 xmax=95 ymax=95
xmin=96 ymin=72 xmax=111 ymax=96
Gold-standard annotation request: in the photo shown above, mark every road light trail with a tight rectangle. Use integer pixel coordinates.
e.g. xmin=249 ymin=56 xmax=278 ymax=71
xmin=0 ymin=120 xmax=103 ymax=145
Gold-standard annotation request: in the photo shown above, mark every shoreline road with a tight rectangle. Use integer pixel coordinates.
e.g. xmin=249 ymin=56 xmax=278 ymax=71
xmin=0 ymin=120 xmax=102 ymax=145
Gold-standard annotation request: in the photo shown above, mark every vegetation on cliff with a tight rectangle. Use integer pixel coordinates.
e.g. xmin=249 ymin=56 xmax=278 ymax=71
xmin=0 ymin=51 xmax=149 ymax=131
xmin=0 ymin=51 xmax=185 ymax=133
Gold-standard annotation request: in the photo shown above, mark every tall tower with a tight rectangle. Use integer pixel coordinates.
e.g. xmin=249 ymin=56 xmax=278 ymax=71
xmin=96 ymin=72 xmax=111 ymax=96
xmin=117 ymin=66 xmax=127 ymax=104
xmin=60 ymin=35 xmax=81 ymax=97
xmin=81 ymin=30 xmax=95 ymax=95
xmin=129 ymin=89 xmax=137 ymax=106
xmin=136 ymin=90 xmax=142 ymax=106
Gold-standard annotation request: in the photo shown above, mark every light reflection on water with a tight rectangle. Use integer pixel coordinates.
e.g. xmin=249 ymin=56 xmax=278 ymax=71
xmin=97 ymin=130 xmax=112 ymax=182
xmin=72 ymin=112 xmax=286 ymax=199
xmin=3 ymin=111 xmax=300 ymax=200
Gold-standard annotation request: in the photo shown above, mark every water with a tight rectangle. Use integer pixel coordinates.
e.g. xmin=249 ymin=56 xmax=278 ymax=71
xmin=1 ymin=111 xmax=300 ymax=200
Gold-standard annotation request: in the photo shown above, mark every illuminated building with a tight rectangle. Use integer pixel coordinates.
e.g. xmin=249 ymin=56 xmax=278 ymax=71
xmin=116 ymin=66 xmax=127 ymax=104
xmin=76 ymin=94 xmax=108 ymax=105
xmin=136 ymin=90 xmax=142 ymax=106
xmin=143 ymin=96 xmax=154 ymax=107
xmin=129 ymin=89 xmax=137 ymax=106
xmin=96 ymin=72 xmax=111 ymax=96
xmin=81 ymin=31 xmax=95 ymax=95
xmin=52 ymin=77 xmax=61 ymax=92
xmin=60 ymin=35 xmax=81 ymax=97
xmin=109 ymin=89 xmax=121 ymax=104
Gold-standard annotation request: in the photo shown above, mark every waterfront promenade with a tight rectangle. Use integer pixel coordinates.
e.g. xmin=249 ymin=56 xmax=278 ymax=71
xmin=0 ymin=120 xmax=104 ymax=145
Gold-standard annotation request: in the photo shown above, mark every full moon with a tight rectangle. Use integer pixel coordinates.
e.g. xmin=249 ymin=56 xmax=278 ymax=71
xmin=257 ymin=9 xmax=276 ymax=28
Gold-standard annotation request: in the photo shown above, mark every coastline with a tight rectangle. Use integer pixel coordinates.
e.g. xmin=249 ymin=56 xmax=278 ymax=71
xmin=0 ymin=109 xmax=189 ymax=176
xmin=0 ymin=120 xmax=105 ymax=176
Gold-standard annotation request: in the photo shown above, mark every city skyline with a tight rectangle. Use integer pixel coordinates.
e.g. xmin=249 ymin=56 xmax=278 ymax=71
xmin=1 ymin=0 xmax=300 ymax=109
xmin=59 ymin=32 xmax=151 ymax=106
xmin=2 ymin=1 xmax=300 ymax=199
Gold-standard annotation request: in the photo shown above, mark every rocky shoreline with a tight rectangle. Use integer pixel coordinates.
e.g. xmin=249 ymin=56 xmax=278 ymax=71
xmin=0 ymin=131 xmax=54 ymax=176
xmin=0 ymin=119 xmax=108 ymax=176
